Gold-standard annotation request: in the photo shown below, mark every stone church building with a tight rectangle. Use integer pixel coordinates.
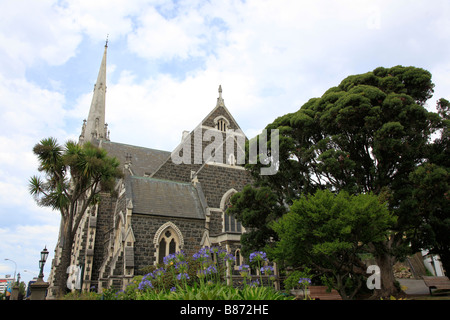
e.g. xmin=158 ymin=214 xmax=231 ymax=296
xmin=47 ymin=43 xmax=253 ymax=296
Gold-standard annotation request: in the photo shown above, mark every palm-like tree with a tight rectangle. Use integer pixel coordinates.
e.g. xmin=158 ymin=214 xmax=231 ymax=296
xmin=29 ymin=137 xmax=122 ymax=297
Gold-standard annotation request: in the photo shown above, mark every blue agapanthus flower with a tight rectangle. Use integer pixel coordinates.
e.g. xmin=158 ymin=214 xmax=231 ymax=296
xmin=175 ymin=261 xmax=188 ymax=273
xmin=223 ymin=253 xmax=236 ymax=263
xmin=152 ymin=267 xmax=166 ymax=279
xmin=298 ymin=278 xmax=312 ymax=286
xmin=193 ymin=247 xmax=210 ymax=261
xmin=249 ymin=251 xmax=267 ymax=263
xmin=138 ymin=279 xmax=153 ymax=290
xmin=206 ymin=265 xmax=217 ymax=274
xmin=238 ymin=264 xmax=250 ymax=277
xmin=163 ymin=253 xmax=177 ymax=266
xmin=177 ymin=273 xmax=190 ymax=281
xmin=260 ymin=265 xmax=274 ymax=275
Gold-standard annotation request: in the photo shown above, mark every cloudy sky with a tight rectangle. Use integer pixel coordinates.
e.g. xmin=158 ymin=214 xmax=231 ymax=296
xmin=1 ymin=0 xmax=449 ymax=287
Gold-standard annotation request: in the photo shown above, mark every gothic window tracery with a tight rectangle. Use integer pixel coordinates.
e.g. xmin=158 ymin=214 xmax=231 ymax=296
xmin=157 ymin=227 xmax=179 ymax=265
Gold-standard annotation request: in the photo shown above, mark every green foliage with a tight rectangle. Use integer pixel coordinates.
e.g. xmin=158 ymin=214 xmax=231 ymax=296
xmin=284 ymin=268 xmax=313 ymax=290
xmin=227 ymin=185 xmax=286 ymax=257
xmin=271 ymin=189 xmax=396 ymax=298
xmin=29 ymin=137 xmax=122 ymax=213
xmin=271 ymin=190 xmax=395 ymax=265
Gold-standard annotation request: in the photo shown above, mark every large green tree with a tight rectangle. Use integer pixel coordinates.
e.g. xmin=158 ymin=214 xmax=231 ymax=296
xmin=271 ymin=189 xmax=396 ymax=299
xmin=29 ymin=138 xmax=122 ymax=296
xmin=231 ymin=66 xmax=446 ymax=298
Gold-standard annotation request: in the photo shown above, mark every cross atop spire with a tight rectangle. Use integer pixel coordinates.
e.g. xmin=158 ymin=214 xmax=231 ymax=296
xmin=79 ymin=43 xmax=109 ymax=144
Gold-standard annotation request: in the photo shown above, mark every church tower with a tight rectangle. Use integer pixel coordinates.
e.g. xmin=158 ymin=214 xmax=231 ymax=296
xmin=79 ymin=40 xmax=110 ymax=144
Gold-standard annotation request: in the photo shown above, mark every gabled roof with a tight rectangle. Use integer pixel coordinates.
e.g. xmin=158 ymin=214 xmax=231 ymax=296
xmin=150 ymin=86 xmax=247 ymax=182
xmin=98 ymin=140 xmax=170 ymax=177
xmin=198 ymin=85 xmax=244 ymax=132
xmin=126 ymin=176 xmax=205 ymax=220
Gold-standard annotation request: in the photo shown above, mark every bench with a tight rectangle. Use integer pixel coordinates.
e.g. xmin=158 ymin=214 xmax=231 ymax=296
xmin=422 ymin=276 xmax=450 ymax=296
xmin=309 ymin=286 xmax=342 ymax=300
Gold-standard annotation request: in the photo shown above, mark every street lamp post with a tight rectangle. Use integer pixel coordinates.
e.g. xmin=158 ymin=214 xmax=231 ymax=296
xmin=29 ymin=246 xmax=50 ymax=300
xmin=4 ymin=258 xmax=17 ymax=283
xmin=38 ymin=246 xmax=49 ymax=280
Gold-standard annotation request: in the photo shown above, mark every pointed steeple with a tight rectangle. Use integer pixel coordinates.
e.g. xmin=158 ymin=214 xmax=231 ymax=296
xmin=79 ymin=40 xmax=109 ymax=144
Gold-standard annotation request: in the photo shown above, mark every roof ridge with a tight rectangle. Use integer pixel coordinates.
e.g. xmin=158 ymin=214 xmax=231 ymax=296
xmin=101 ymin=140 xmax=170 ymax=154
xmin=130 ymin=175 xmax=192 ymax=186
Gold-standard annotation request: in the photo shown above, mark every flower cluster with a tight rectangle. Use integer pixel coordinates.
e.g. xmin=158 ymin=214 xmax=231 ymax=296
xmin=196 ymin=265 xmax=217 ymax=279
xmin=138 ymin=267 xmax=166 ymax=291
xmin=138 ymin=278 xmax=153 ymax=290
xmin=177 ymin=273 xmax=190 ymax=281
xmin=238 ymin=264 xmax=251 ymax=279
xmin=260 ymin=265 xmax=274 ymax=275
xmin=298 ymin=278 xmax=312 ymax=287
xmin=137 ymin=248 xmax=278 ymax=296
xmin=163 ymin=250 xmax=186 ymax=266
xmin=193 ymin=247 xmax=210 ymax=262
xmin=249 ymin=251 xmax=267 ymax=263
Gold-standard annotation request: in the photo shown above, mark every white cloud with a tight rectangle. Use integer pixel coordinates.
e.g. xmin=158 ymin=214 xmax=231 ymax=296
xmin=0 ymin=75 xmax=67 ymax=138
xmin=0 ymin=224 xmax=59 ymax=282
xmin=127 ymin=4 xmax=209 ymax=60
xmin=0 ymin=1 xmax=82 ymax=77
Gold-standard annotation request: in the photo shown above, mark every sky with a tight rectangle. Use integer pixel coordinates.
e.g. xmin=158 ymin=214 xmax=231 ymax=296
xmin=1 ymin=0 xmax=450 ymax=288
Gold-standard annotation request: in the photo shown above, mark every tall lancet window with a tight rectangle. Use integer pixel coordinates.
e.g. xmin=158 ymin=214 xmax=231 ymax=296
xmin=215 ymin=116 xmax=229 ymax=132
xmin=223 ymin=195 xmax=242 ymax=233
xmin=217 ymin=119 xmax=227 ymax=132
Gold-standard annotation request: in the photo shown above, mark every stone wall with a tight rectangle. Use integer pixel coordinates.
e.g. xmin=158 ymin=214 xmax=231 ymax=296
xmin=197 ymin=164 xmax=252 ymax=209
xmin=91 ymin=192 xmax=121 ymax=282
xmin=131 ymin=214 xmax=205 ymax=274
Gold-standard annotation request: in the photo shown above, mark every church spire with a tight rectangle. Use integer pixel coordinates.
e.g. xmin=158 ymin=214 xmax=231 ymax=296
xmin=79 ymin=40 xmax=109 ymax=144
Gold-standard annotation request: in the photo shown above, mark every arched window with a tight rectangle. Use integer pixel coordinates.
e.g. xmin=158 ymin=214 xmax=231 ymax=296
xmin=235 ymin=249 xmax=241 ymax=267
xmin=223 ymin=195 xmax=242 ymax=233
xmin=157 ymin=228 xmax=179 ymax=265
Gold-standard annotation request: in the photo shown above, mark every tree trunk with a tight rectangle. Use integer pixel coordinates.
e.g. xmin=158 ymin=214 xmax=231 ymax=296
xmin=371 ymin=252 xmax=400 ymax=299
xmin=54 ymin=219 xmax=74 ymax=298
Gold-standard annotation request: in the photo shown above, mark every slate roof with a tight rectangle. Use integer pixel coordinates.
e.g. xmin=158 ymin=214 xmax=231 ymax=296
xmin=98 ymin=140 xmax=170 ymax=177
xmin=126 ymin=176 xmax=206 ymax=220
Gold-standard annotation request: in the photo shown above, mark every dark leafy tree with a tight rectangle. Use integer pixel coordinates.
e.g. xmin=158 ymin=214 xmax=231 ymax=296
xmin=227 ymin=185 xmax=286 ymax=258
xmin=230 ymin=66 xmax=446 ymax=298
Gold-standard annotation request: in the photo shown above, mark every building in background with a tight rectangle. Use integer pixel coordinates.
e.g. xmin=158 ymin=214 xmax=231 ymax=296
xmin=0 ymin=276 xmax=14 ymax=299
